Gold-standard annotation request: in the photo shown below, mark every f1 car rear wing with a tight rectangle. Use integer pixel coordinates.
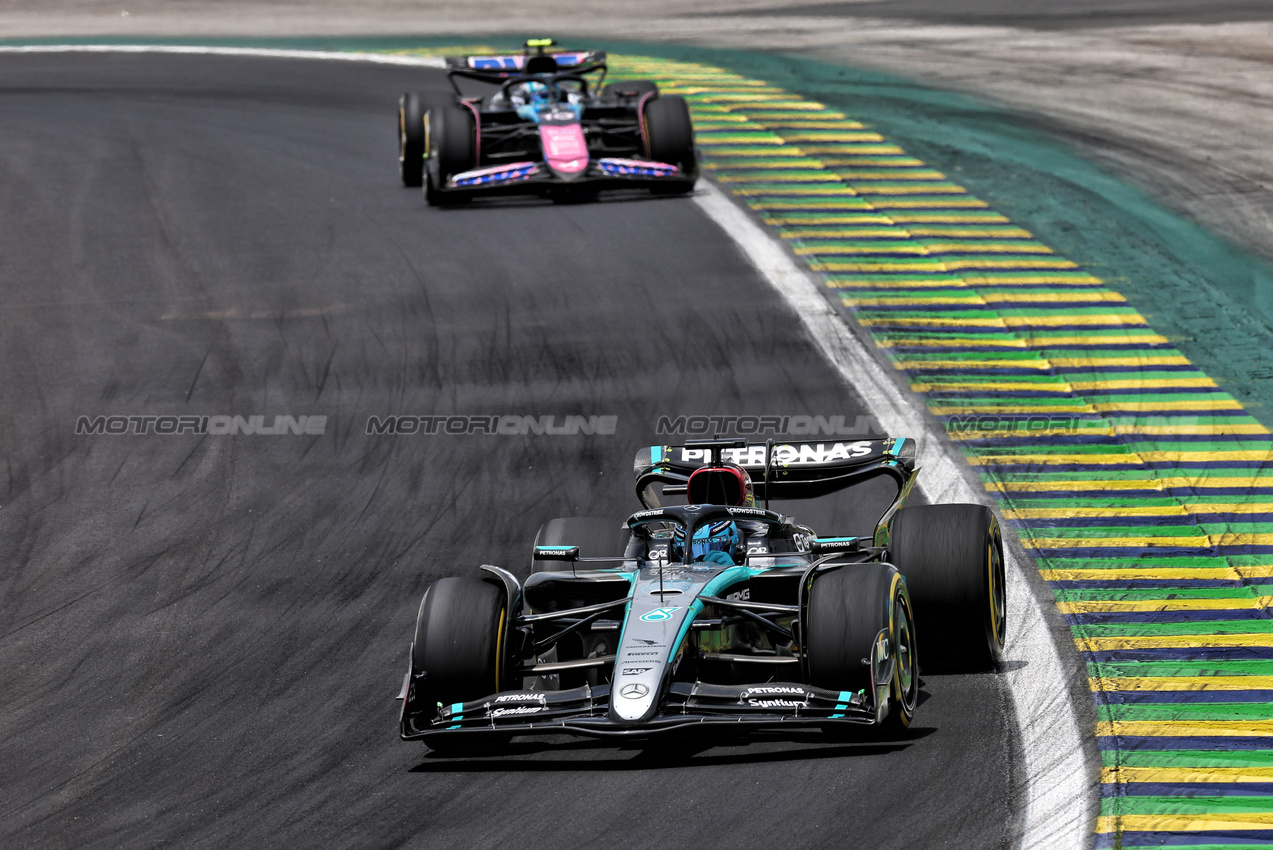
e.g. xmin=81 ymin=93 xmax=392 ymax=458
xmin=632 ymin=438 xmax=918 ymax=508
xmin=444 ymin=49 xmax=606 ymax=77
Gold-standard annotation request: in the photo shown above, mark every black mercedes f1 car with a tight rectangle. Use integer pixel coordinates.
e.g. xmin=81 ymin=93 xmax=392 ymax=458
xmin=398 ymin=437 xmax=1006 ymax=749
xmin=397 ymin=39 xmax=698 ymax=204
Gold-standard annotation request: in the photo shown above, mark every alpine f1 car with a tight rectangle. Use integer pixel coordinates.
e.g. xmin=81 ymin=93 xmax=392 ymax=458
xmin=397 ymin=39 xmax=698 ymax=204
xmin=398 ymin=437 xmax=1006 ymax=749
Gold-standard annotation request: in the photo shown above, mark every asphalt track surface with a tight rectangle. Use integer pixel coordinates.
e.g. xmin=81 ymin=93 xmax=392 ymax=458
xmin=0 ymin=53 xmax=1018 ymax=848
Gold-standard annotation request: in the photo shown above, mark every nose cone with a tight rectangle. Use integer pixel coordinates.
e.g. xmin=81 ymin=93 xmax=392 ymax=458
xmin=607 ymin=601 xmax=692 ymax=723
xmin=539 ymin=123 xmax=589 ymax=178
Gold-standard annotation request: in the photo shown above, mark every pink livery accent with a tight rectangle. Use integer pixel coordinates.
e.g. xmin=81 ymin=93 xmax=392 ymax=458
xmin=539 ymin=123 xmax=589 ymax=175
xmin=453 ymin=161 xmax=538 ymax=180
xmin=461 ymin=100 xmax=481 ymax=163
xmin=636 ymin=91 xmax=656 ymax=156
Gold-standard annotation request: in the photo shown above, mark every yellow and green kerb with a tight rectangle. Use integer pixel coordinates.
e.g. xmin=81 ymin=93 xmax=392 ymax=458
xmin=606 ymin=54 xmax=1273 ymax=849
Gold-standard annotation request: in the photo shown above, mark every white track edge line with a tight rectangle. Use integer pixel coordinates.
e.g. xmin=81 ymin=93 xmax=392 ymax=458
xmin=694 ymin=181 xmax=1092 ymax=850
xmin=0 ymin=43 xmax=1094 ymax=849
xmin=0 ymin=44 xmax=447 ymax=67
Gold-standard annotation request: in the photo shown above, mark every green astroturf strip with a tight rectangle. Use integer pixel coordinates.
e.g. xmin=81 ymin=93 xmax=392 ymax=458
xmin=1106 ymin=750 xmax=1273 ymax=768
xmin=1091 ymin=662 xmax=1273 ymax=678
xmin=1103 ymin=797 xmax=1273 ymax=816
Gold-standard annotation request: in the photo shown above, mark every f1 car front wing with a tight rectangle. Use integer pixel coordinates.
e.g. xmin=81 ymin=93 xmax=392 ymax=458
xmin=402 ymin=681 xmax=876 ymax=742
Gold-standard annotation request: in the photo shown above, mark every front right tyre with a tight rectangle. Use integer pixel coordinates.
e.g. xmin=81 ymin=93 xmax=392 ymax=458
xmin=402 ymin=577 xmax=507 ymax=743
xmin=424 ymin=102 xmax=476 ymax=206
xmin=806 ymin=562 xmax=919 ymax=732
xmin=398 ymin=92 xmax=424 ymax=187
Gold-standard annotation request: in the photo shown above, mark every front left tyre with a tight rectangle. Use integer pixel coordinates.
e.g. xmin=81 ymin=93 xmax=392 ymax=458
xmin=888 ymin=504 xmax=1006 ymax=672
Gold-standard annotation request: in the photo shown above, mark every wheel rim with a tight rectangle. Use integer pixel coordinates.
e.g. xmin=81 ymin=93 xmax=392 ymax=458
xmin=987 ymin=523 xmax=1006 ymax=649
xmin=493 ymin=607 xmax=506 ymax=692
xmin=894 ymin=595 xmax=918 ymax=715
xmin=398 ymin=107 xmax=406 ymax=164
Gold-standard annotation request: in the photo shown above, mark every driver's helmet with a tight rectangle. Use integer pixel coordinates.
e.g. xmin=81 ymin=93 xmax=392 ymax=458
xmin=509 ymin=80 xmax=552 ymax=108
xmin=671 ymin=520 xmax=742 ymax=565
xmin=687 ymin=463 xmax=756 ymax=509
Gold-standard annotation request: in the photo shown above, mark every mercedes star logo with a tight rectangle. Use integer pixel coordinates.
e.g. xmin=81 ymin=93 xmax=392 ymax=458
xmin=620 ymin=683 xmax=649 ymax=699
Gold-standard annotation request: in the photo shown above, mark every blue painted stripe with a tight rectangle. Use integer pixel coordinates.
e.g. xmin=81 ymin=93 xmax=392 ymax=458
xmin=1103 ymin=782 xmax=1273 ymax=797
xmin=1096 ymin=831 xmax=1273 ymax=847
xmin=1038 ymin=546 xmax=1273 ymax=558
xmin=1099 ymin=735 xmax=1273 ymax=751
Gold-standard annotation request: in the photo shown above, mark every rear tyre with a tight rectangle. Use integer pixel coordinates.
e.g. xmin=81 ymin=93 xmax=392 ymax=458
xmin=404 ymin=577 xmax=507 ymax=737
xmin=643 ymin=94 xmax=697 ymax=193
xmin=532 ymin=517 xmax=631 ymax=572
xmin=806 ymin=563 xmax=918 ymax=732
xmin=424 ymin=102 xmax=476 ymax=206
xmin=888 ymin=504 xmax=1006 ymax=672
xmin=398 ymin=92 xmax=424 ymax=187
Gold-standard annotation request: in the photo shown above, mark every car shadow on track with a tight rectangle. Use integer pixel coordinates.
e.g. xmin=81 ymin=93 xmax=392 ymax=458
xmin=408 ymin=727 xmax=935 ymax=774
xmin=412 ymin=187 xmax=700 ymax=211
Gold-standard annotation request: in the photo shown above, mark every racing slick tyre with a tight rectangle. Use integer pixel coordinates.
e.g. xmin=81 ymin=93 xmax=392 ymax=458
xmin=807 ymin=562 xmax=918 ymax=732
xmin=404 ymin=577 xmax=508 ymax=747
xmin=603 ymin=80 xmax=659 ymax=102
xmin=888 ymin=504 xmax=1006 ymax=672
xmin=424 ymin=102 xmax=476 ymax=206
xmin=532 ymin=517 xmax=631 ymax=572
xmin=398 ymin=92 xmax=425 ymax=187
xmin=643 ymin=94 xmax=697 ymax=193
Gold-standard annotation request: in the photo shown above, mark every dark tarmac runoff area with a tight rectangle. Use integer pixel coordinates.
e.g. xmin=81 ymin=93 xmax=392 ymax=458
xmin=0 ymin=53 xmax=1018 ymax=848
